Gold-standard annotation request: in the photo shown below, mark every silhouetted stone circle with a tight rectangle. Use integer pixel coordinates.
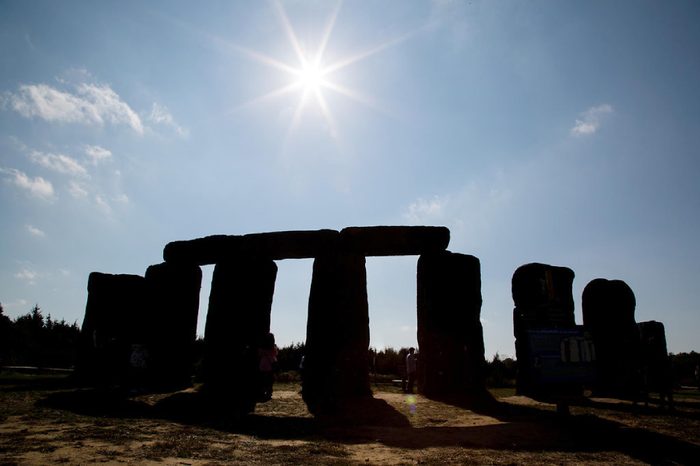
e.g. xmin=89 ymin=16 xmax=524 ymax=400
xmin=78 ymin=226 xmax=487 ymax=415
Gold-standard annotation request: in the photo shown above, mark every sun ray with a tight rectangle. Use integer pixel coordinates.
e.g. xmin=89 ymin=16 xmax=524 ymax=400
xmin=314 ymin=87 xmax=339 ymax=140
xmin=322 ymin=29 xmax=416 ymax=75
xmin=273 ymin=0 xmax=307 ymax=66
xmin=315 ymin=1 xmax=343 ymax=66
xmin=321 ymin=81 xmax=379 ymax=111
xmin=227 ymin=81 xmax=302 ymax=113
xmin=225 ymin=43 xmax=300 ymax=76
xmin=214 ymin=1 xmax=416 ymax=138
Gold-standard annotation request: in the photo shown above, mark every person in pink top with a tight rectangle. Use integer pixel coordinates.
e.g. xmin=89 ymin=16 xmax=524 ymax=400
xmin=258 ymin=332 xmax=278 ymax=402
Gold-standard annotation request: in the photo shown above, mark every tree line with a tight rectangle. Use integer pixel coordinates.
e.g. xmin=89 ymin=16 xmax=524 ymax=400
xmin=0 ymin=303 xmax=81 ymax=369
xmin=1 ymin=302 xmax=697 ymax=389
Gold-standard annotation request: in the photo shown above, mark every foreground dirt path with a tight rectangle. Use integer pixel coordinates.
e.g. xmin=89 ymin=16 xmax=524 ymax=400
xmin=1 ymin=377 xmax=699 ymax=465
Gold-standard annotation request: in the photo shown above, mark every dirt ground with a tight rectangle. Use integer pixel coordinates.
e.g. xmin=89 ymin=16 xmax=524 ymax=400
xmin=1 ymin=374 xmax=699 ymax=465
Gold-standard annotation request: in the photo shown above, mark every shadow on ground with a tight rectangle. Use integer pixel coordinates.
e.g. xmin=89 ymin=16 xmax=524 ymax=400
xmin=36 ymin=382 xmax=700 ymax=465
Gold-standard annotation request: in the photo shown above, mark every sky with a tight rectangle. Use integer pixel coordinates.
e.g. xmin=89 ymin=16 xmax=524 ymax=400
xmin=1 ymin=0 xmax=699 ymax=358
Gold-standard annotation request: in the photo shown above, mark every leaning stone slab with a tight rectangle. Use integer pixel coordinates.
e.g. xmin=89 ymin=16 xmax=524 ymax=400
xmin=163 ymin=230 xmax=340 ymax=264
xmin=340 ymin=226 xmax=450 ymax=256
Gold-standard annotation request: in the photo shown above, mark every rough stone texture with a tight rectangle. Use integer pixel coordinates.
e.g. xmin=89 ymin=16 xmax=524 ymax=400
xmin=303 ymin=252 xmax=371 ymax=415
xmin=417 ymin=251 xmax=485 ymax=398
xmin=638 ymin=320 xmax=673 ymax=401
xmin=340 ymin=226 xmax=450 ymax=256
xmin=511 ymin=263 xmax=577 ymax=397
xmin=164 ymin=226 xmax=450 ymax=265
xmin=242 ymin=230 xmax=340 ymax=259
xmin=582 ymin=278 xmax=641 ymax=399
xmin=163 ymin=230 xmax=340 ymax=265
xmin=203 ymin=258 xmax=277 ymax=413
xmin=77 ymin=272 xmax=147 ymax=384
xmin=512 ymin=263 xmax=576 ymax=330
xmin=144 ymin=262 xmax=202 ymax=390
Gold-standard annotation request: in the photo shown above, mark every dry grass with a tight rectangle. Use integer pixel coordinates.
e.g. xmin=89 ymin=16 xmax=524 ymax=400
xmin=1 ymin=372 xmax=699 ymax=465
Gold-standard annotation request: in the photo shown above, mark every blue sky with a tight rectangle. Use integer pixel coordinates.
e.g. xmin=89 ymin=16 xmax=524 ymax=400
xmin=1 ymin=0 xmax=699 ymax=357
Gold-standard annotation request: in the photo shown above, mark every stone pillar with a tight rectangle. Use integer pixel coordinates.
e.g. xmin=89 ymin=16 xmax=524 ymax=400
xmin=417 ymin=251 xmax=485 ymax=398
xmin=77 ymin=272 xmax=147 ymax=385
xmin=582 ymin=278 xmax=641 ymax=398
xmin=511 ymin=263 xmax=576 ymax=395
xmin=203 ymin=257 xmax=277 ymax=413
xmin=144 ymin=262 xmax=202 ymax=390
xmin=638 ymin=320 xmax=673 ymax=405
xmin=303 ymin=252 xmax=370 ymax=414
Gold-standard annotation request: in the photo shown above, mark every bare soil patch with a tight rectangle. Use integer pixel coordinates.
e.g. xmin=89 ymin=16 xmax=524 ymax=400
xmin=1 ymin=374 xmax=699 ymax=465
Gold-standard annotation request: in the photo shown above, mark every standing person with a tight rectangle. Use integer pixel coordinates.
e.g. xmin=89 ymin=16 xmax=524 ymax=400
xmin=258 ymin=332 xmax=278 ymax=402
xmin=405 ymin=347 xmax=418 ymax=394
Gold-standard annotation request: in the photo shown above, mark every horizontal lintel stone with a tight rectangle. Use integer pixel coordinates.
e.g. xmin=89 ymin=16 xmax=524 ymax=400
xmin=163 ymin=226 xmax=451 ymax=265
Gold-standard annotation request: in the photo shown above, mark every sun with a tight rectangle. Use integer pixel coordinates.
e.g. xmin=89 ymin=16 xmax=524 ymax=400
xmin=296 ymin=60 xmax=327 ymax=93
xmin=230 ymin=1 xmax=412 ymax=137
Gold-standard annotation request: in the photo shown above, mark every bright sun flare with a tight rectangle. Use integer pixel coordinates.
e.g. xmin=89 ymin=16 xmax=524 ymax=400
xmin=232 ymin=1 xmax=410 ymax=138
xmin=297 ymin=61 xmax=327 ymax=92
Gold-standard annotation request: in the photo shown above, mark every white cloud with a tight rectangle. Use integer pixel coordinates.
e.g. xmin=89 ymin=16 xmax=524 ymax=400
xmin=148 ymin=102 xmax=189 ymax=137
xmin=0 ymin=167 xmax=55 ymax=201
xmin=68 ymin=180 xmax=89 ymax=198
xmin=78 ymin=83 xmax=144 ymax=133
xmin=571 ymin=104 xmax=613 ymax=136
xmin=113 ymin=193 xmax=129 ymax=204
xmin=84 ymin=144 xmax=112 ymax=164
xmin=402 ymin=178 xmax=513 ymax=249
xmin=15 ymin=267 xmax=38 ymax=285
xmin=26 ymin=225 xmax=46 ymax=238
xmin=404 ymin=195 xmax=449 ymax=223
xmin=29 ymin=150 xmax=89 ymax=177
xmin=95 ymin=194 xmax=112 ymax=214
xmin=7 ymin=82 xmax=144 ymax=133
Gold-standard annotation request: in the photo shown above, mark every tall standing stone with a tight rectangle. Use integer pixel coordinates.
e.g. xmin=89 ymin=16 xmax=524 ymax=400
xmin=417 ymin=251 xmax=485 ymax=398
xmin=638 ymin=320 xmax=673 ymax=406
xmin=144 ymin=262 xmax=202 ymax=390
xmin=511 ymin=263 xmax=577 ymax=396
xmin=77 ymin=272 xmax=147 ymax=385
xmin=583 ymin=278 xmax=641 ymax=398
xmin=303 ymin=252 xmax=371 ymax=414
xmin=203 ymin=257 xmax=277 ymax=413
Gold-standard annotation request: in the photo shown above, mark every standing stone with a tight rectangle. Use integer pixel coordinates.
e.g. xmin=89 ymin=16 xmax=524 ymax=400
xmin=417 ymin=251 xmax=485 ymax=398
xmin=511 ymin=263 xmax=577 ymax=396
xmin=512 ymin=263 xmax=576 ymax=330
xmin=144 ymin=262 xmax=202 ymax=390
xmin=203 ymin=257 xmax=277 ymax=413
xmin=303 ymin=252 xmax=371 ymax=414
xmin=77 ymin=272 xmax=147 ymax=385
xmin=638 ymin=320 xmax=673 ymax=407
xmin=583 ymin=278 xmax=641 ymax=398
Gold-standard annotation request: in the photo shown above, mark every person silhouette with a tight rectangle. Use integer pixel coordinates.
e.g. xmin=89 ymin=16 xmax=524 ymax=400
xmin=405 ymin=347 xmax=418 ymax=394
xmin=258 ymin=332 xmax=278 ymax=402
